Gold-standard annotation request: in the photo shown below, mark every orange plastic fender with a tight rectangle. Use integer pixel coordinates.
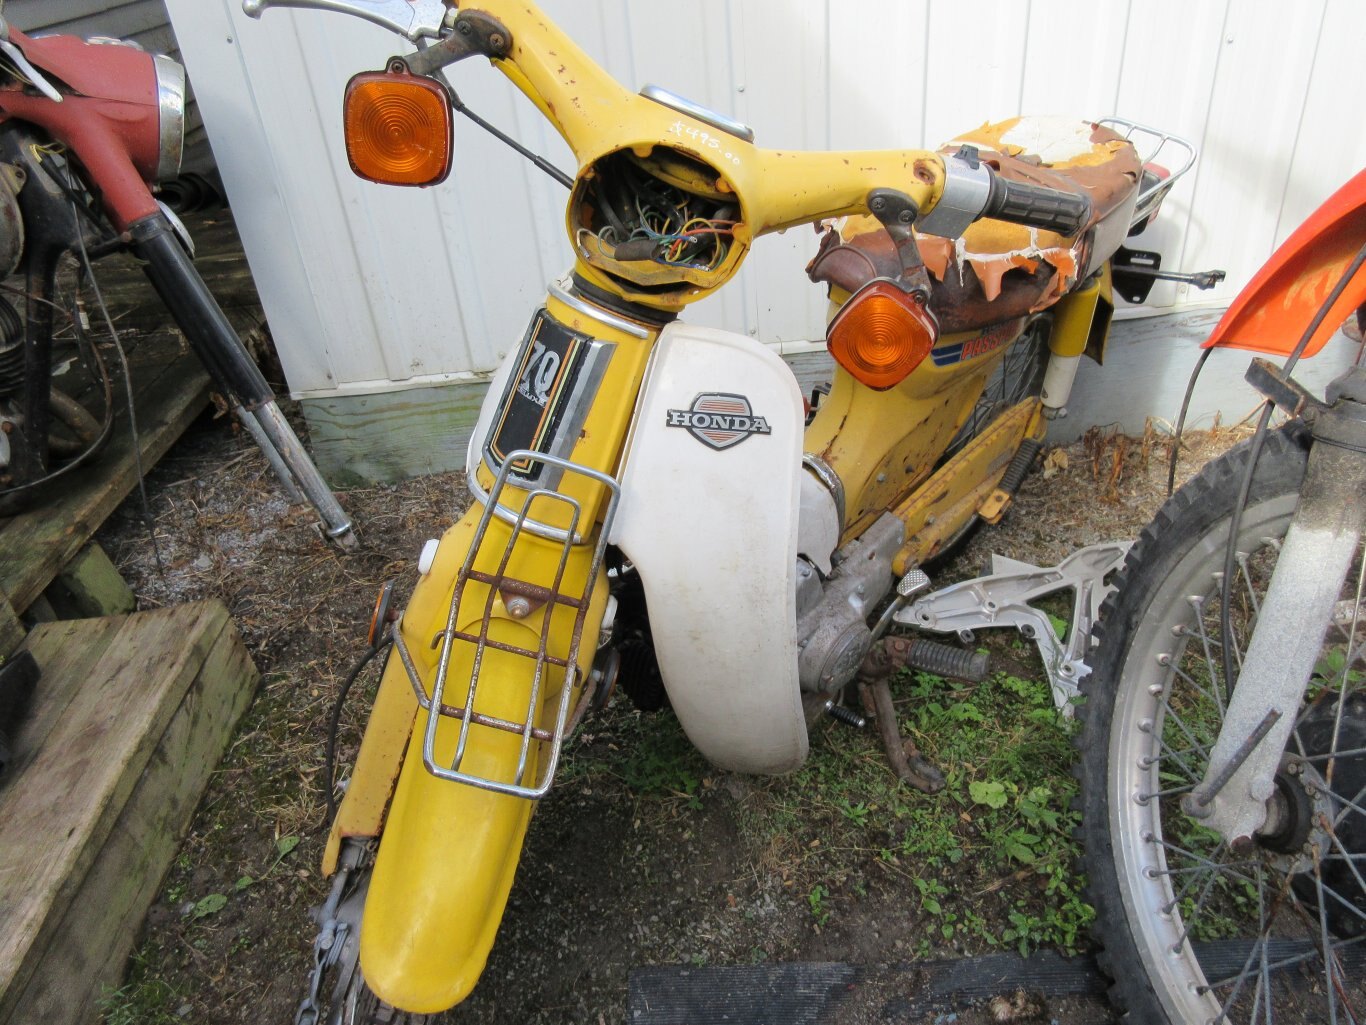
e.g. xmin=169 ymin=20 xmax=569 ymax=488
xmin=1204 ymin=168 xmax=1366 ymax=358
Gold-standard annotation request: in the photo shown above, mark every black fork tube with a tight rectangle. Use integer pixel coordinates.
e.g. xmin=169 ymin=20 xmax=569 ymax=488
xmin=128 ymin=213 xmax=355 ymax=545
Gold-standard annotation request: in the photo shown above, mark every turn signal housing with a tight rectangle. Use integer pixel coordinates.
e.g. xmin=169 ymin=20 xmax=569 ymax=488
xmin=343 ymin=70 xmax=452 ymax=186
xmin=826 ymin=279 xmax=938 ymax=390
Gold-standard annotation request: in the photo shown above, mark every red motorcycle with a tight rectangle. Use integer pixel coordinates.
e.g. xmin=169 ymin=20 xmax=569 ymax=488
xmin=0 ymin=16 xmax=352 ymax=541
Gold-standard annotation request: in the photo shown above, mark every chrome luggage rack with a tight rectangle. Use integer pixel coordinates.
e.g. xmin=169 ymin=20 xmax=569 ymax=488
xmin=1097 ymin=116 xmax=1197 ymax=230
xmin=391 ymin=449 xmax=620 ymax=799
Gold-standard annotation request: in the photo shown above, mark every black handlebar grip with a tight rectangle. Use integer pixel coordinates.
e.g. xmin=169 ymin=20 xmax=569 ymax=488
xmin=983 ymin=171 xmax=1091 ymax=237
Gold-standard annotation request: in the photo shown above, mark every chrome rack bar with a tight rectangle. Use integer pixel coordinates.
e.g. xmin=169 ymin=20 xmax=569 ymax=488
xmin=394 ymin=449 xmax=620 ymax=799
xmin=1097 ymin=116 xmax=1197 ymax=230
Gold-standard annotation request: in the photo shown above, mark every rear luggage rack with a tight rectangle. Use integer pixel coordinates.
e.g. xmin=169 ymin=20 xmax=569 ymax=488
xmin=392 ymin=449 xmax=620 ymax=799
xmin=1097 ymin=116 xmax=1196 ymax=230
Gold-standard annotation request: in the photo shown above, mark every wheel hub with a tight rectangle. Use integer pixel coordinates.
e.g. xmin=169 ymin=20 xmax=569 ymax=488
xmin=1271 ymin=693 xmax=1366 ymax=939
xmin=1256 ymin=757 xmax=1318 ymax=856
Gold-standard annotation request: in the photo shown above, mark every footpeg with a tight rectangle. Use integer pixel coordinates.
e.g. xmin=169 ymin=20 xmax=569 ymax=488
xmin=863 ymin=635 xmax=989 ymax=683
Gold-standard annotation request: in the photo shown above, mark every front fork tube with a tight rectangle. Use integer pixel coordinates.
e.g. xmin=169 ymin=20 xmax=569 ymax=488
xmin=1190 ymin=378 xmax=1366 ymax=845
xmin=128 ymin=213 xmax=356 ymax=545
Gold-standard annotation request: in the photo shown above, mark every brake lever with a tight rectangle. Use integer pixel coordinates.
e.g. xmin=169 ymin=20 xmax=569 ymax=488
xmin=0 ymin=17 xmax=64 ymax=104
xmin=242 ymin=0 xmax=451 ymax=42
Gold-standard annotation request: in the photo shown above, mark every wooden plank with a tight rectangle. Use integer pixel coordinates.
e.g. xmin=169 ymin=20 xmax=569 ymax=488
xmin=0 ymin=603 xmax=231 ymax=1014
xmin=1 ymin=616 xmax=127 ymax=780
xmin=0 ymin=342 xmax=210 ymax=615
xmin=0 ymin=598 xmax=22 ymax=660
xmin=301 ymin=379 xmax=488 ymax=486
xmin=45 ymin=543 xmax=136 ymax=620
xmin=5 ymin=606 xmax=258 ymax=1025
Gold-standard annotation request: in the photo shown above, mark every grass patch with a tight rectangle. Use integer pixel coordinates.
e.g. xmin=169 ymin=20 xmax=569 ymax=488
xmin=99 ymin=950 xmax=183 ymax=1025
xmin=571 ymin=652 xmax=1093 ymax=958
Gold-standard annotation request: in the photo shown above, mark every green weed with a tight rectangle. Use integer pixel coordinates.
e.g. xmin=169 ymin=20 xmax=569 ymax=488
xmin=807 ymin=883 xmax=832 ymax=926
xmin=99 ymin=952 xmax=183 ymax=1025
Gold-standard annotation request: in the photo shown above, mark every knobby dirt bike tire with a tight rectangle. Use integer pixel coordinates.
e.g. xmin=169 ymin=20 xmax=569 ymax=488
xmin=1077 ymin=423 xmax=1366 ymax=1023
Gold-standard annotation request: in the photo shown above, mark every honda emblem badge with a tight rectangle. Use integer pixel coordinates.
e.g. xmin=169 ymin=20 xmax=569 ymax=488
xmin=665 ymin=393 xmax=771 ymax=451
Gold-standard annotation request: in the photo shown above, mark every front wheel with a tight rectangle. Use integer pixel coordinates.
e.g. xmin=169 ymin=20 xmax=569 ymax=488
xmin=333 ymin=970 xmax=430 ymax=1025
xmin=1079 ymin=425 xmax=1366 ymax=1024
xmin=306 ymin=852 xmax=431 ymax=1025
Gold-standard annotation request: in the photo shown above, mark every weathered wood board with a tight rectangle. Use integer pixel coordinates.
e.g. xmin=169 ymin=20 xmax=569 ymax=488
xmin=0 ymin=601 xmax=259 ymax=1025
xmin=45 ymin=542 xmax=137 ymax=620
xmin=0 ymin=336 xmax=210 ymax=646
xmin=301 ymin=379 xmax=489 ymax=486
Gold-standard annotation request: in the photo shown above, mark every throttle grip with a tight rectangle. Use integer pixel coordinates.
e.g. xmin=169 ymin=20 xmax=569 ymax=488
xmin=983 ymin=171 xmax=1091 ymax=237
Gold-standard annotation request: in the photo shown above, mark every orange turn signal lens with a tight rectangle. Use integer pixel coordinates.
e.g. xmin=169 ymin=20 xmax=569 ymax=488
xmin=343 ymin=71 xmax=452 ymax=186
xmin=367 ymin=580 xmax=396 ymax=650
xmin=826 ymin=280 xmax=938 ymax=390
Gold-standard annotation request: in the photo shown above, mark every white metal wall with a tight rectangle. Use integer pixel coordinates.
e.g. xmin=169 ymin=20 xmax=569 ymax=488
xmin=167 ymin=0 xmax=1365 ymax=401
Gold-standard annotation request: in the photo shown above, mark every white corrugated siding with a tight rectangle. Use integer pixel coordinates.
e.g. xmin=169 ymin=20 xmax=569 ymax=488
xmin=167 ymin=0 xmax=1362 ymax=399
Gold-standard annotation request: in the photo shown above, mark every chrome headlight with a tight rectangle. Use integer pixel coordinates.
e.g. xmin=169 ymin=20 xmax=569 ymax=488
xmin=152 ymin=54 xmax=186 ymax=182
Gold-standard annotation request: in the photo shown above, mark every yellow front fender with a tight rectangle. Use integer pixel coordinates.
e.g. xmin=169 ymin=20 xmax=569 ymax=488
xmin=356 ymin=499 xmax=608 ymax=1013
xmin=360 ymin=636 xmax=541 ymax=1012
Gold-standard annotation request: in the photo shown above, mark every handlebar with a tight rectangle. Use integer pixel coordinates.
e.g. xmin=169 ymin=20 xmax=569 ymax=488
xmin=241 ymin=0 xmax=448 ymax=41
xmin=982 ymin=170 xmax=1092 ymax=237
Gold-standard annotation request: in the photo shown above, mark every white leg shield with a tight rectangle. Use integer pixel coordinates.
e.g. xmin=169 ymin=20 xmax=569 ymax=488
xmin=611 ymin=322 xmax=808 ymax=774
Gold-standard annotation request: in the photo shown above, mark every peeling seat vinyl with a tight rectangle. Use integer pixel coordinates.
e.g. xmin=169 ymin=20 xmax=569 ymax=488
xmin=807 ymin=117 xmax=1140 ymax=334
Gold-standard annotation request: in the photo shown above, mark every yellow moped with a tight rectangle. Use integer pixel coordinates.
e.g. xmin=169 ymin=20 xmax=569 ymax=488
xmin=242 ymin=2 xmax=1217 ymax=1019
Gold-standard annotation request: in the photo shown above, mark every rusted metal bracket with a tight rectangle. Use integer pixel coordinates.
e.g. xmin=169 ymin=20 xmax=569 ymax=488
xmin=858 ymin=678 xmax=944 ymax=794
xmin=401 ymin=10 xmax=511 ymax=76
xmin=1245 ymin=357 xmax=1324 ymax=423
xmin=854 ymin=634 xmax=990 ymax=794
xmin=867 ymin=188 xmax=933 ymax=300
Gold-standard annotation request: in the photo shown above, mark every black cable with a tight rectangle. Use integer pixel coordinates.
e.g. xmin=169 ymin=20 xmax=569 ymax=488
xmin=1216 ymin=240 xmax=1366 ymax=700
xmin=1167 ymin=346 xmax=1213 ymax=497
xmin=0 ymin=286 xmax=115 ymax=499
xmin=409 ymin=44 xmax=574 ymax=191
xmin=322 ymin=636 xmax=393 ymax=830
xmin=68 ymin=171 xmax=165 ymax=573
xmin=47 ymin=151 xmax=120 ymax=246
xmin=448 ymin=89 xmax=573 ymax=189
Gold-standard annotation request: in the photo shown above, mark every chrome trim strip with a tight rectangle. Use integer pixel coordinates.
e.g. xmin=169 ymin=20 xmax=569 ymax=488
xmin=548 ymin=276 xmax=650 ymax=340
xmin=802 ymin=453 xmax=846 ymax=529
xmin=152 ymin=55 xmax=186 ymax=181
xmin=466 ymin=470 xmax=584 ymax=545
xmin=640 ymin=84 xmax=755 ymax=144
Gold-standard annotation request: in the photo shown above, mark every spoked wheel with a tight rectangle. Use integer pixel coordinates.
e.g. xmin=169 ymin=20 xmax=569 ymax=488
xmin=1080 ymin=425 xmax=1366 ymax=1024
xmin=930 ymin=313 xmax=1052 ymax=560
xmin=941 ymin=312 xmax=1052 ymax=463
xmin=305 ymin=847 xmax=431 ymax=1025
xmin=332 ymin=970 xmax=430 ymax=1025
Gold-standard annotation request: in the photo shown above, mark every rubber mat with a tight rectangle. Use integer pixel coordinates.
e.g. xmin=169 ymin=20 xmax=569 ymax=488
xmin=627 ymin=950 xmax=1108 ymax=1023
xmin=628 ymin=941 xmax=1366 ymax=1023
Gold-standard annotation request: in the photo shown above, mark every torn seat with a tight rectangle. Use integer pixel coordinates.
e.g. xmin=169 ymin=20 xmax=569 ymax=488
xmin=808 ymin=117 xmax=1141 ymax=334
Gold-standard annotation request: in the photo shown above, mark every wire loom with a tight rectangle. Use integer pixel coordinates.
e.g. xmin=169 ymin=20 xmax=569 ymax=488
xmin=579 ymin=152 xmax=737 ymax=272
